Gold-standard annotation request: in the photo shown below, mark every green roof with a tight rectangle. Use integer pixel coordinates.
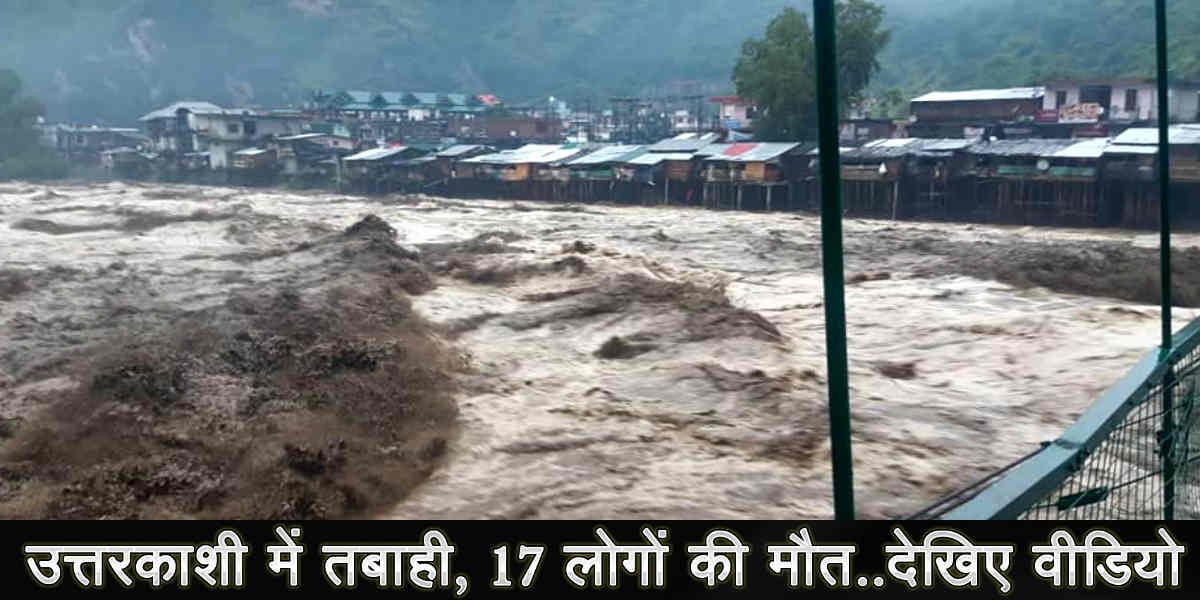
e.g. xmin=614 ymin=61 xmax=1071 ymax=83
xmin=317 ymin=89 xmax=486 ymax=112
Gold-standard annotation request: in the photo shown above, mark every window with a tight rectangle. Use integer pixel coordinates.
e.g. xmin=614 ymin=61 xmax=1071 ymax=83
xmin=1125 ymin=89 xmax=1138 ymax=112
xmin=1056 ymin=90 xmax=1067 ymax=108
xmin=243 ymin=120 xmax=257 ymax=137
xmin=226 ymin=122 xmax=240 ymax=135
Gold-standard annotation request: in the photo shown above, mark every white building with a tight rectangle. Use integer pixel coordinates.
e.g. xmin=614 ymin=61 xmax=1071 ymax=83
xmin=1041 ymin=78 xmax=1200 ymax=123
xmin=139 ymin=102 xmax=306 ymax=168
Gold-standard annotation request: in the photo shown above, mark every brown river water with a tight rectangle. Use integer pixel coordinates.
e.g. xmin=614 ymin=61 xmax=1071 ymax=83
xmin=2 ymin=181 xmax=1196 ymax=519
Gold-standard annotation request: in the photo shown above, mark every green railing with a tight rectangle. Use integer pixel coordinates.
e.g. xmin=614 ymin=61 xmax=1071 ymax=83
xmin=908 ymin=316 xmax=1200 ymax=520
xmin=809 ymin=0 xmax=1189 ymax=519
xmin=900 ymin=0 xmax=1186 ymax=521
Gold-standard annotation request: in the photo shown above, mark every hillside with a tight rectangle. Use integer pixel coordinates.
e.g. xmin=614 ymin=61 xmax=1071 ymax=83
xmin=2 ymin=0 xmax=1198 ymax=125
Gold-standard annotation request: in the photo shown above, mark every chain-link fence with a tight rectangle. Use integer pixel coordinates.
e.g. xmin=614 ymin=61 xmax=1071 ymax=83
xmin=910 ymin=318 xmax=1200 ymax=520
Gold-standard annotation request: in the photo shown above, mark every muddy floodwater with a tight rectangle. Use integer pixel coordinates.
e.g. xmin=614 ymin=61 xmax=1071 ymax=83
xmin=2 ymin=181 xmax=1198 ymax=519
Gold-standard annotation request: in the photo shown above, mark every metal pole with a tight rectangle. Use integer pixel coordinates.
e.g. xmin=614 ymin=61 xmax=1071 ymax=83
xmin=1157 ymin=0 xmax=1173 ymax=351
xmin=1155 ymin=0 xmax=1176 ymax=521
xmin=813 ymin=0 xmax=855 ymax=520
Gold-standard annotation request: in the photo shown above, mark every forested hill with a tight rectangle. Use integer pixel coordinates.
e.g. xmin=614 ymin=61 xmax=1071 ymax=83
xmin=4 ymin=0 xmax=1200 ymax=125
xmin=876 ymin=0 xmax=1200 ymax=99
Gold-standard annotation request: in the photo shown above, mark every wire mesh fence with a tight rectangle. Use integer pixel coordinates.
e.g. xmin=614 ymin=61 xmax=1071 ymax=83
xmin=912 ymin=318 xmax=1200 ymax=520
xmin=1021 ymin=349 xmax=1200 ymax=520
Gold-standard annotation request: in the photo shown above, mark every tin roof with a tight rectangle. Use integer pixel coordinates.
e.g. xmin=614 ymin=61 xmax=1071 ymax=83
xmin=436 ymin=144 xmax=489 ymax=157
xmin=624 ymin=152 xmax=693 ymax=166
xmin=397 ymin=156 xmax=439 ymax=166
xmin=841 ymin=138 xmax=967 ymax=161
xmin=1111 ymin=125 xmax=1200 ymax=146
xmin=911 ymin=87 xmax=1045 ymax=103
xmin=647 ymin=132 xmax=720 ymax=153
xmin=567 ymin=145 xmax=646 ymax=166
xmin=965 ymin=138 xmax=1078 ymax=157
xmin=807 ymin=147 xmax=855 ymax=156
xmin=1052 ymin=138 xmax=1113 ymax=159
xmin=344 ymin=146 xmax=410 ymax=162
xmin=234 ymin=148 xmax=271 ymax=156
xmin=459 ymin=144 xmax=565 ymax=164
xmin=56 ymin=125 xmax=142 ymax=134
xmin=139 ymin=101 xmax=224 ymax=121
xmin=277 ymin=133 xmax=327 ymax=142
xmin=1104 ymin=144 xmax=1159 ymax=155
xmin=700 ymin=142 xmax=801 ymax=162
xmin=532 ymin=147 xmax=591 ymax=165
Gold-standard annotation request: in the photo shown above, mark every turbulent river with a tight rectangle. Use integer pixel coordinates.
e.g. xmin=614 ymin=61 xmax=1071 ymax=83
xmin=2 ymin=181 xmax=1197 ymax=519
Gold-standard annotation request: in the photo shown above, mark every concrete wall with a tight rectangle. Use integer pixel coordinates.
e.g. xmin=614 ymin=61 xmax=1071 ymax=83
xmin=1044 ymin=83 xmax=1200 ymax=122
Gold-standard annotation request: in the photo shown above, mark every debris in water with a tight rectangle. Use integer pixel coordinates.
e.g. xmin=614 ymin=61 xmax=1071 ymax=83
xmin=875 ymin=361 xmax=918 ymax=380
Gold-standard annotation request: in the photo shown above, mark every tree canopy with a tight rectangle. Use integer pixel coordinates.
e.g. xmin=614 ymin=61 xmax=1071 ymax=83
xmin=5 ymin=0 xmax=1200 ymax=126
xmin=0 ymin=68 xmax=66 ymax=181
xmin=733 ymin=0 xmax=891 ymax=141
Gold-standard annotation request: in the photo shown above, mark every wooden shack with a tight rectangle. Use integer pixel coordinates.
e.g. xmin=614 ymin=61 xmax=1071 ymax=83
xmin=840 ymin=139 xmax=924 ymax=218
xmin=100 ymin=147 xmax=152 ymax=179
xmin=564 ymin=145 xmax=646 ymax=203
xmin=452 ymin=144 xmax=562 ymax=198
xmin=699 ymin=142 xmax=802 ymax=211
xmin=231 ymin=147 xmax=277 ymax=169
xmin=1100 ymin=125 xmax=1200 ymax=228
xmin=629 ymin=134 xmax=721 ymax=205
xmin=959 ymin=138 xmax=1096 ymax=225
xmin=909 ymin=87 xmax=1044 ymax=138
xmin=615 ymin=152 xmax=675 ymax=205
xmin=435 ymin=144 xmax=492 ymax=179
xmin=1101 ymin=143 xmax=1159 ymax=228
xmin=341 ymin=146 xmax=427 ymax=194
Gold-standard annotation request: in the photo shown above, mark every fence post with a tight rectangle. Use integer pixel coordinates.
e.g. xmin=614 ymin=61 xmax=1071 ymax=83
xmin=1155 ymin=0 xmax=1176 ymax=521
xmin=813 ymin=0 xmax=855 ymax=520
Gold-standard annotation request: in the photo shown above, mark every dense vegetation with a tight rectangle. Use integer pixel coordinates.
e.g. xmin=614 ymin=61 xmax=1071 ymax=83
xmin=2 ymin=0 xmax=1200 ymax=126
xmin=0 ymin=69 xmax=66 ymax=180
xmin=733 ymin=1 xmax=890 ymax=140
xmin=875 ymin=0 xmax=1200 ymax=104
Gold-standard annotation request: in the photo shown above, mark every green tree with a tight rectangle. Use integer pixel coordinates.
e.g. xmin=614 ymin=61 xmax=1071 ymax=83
xmin=732 ymin=1 xmax=890 ymax=141
xmin=0 ymin=69 xmax=66 ymax=181
xmin=872 ymin=87 xmax=907 ymax=119
xmin=732 ymin=7 xmax=815 ymax=141
xmin=836 ymin=0 xmax=891 ymax=110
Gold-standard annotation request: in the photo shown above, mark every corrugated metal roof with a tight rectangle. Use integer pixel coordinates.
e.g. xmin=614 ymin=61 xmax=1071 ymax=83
xmin=1053 ymin=138 xmax=1112 ymax=159
xmin=277 ymin=133 xmax=327 ymax=142
xmin=436 ymin=144 xmax=489 ymax=157
xmin=531 ymin=147 xmax=589 ymax=165
xmin=567 ymin=145 xmax=646 ymax=166
xmin=912 ymin=87 xmax=1045 ymax=103
xmin=139 ymin=101 xmax=224 ymax=121
xmin=56 ymin=125 xmax=142 ymax=134
xmin=1112 ymin=126 xmax=1200 ymax=146
xmin=700 ymin=142 xmax=801 ymax=162
xmin=965 ymin=138 xmax=1077 ymax=157
xmin=647 ymin=132 xmax=719 ymax=153
xmin=344 ymin=146 xmax=410 ymax=162
xmin=234 ymin=148 xmax=270 ymax=156
xmin=624 ymin=152 xmax=693 ymax=166
xmin=397 ymin=156 xmax=439 ymax=166
xmin=842 ymin=138 xmax=943 ymax=160
xmin=807 ymin=147 xmax=855 ymax=156
xmin=1104 ymin=144 xmax=1159 ymax=155
xmin=459 ymin=144 xmax=564 ymax=164
xmin=921 ymin=139 xmax=975 ymax=152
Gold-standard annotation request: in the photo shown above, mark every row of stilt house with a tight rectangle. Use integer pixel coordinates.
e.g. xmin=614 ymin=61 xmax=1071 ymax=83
xmin=340 ymin=126 xmax=1200 ymax=229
